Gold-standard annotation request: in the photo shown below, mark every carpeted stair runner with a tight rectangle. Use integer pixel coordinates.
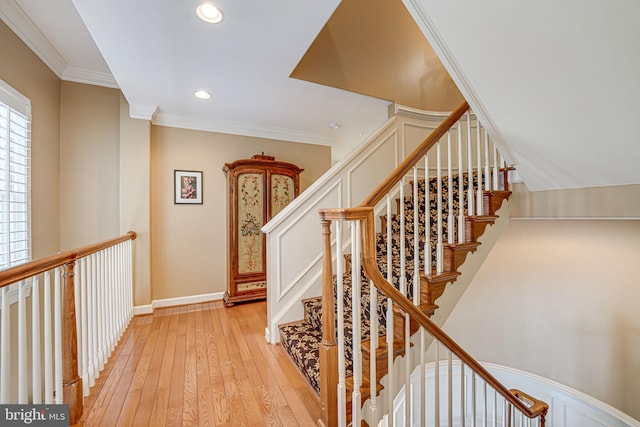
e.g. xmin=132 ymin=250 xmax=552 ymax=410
xmin=278 ymin=174 xmax=479 ymax=394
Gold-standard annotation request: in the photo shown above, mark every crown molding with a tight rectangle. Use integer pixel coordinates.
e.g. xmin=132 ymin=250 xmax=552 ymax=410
xmin=63 ymin=65 xmax=118 ymax=89
xmin=0 ymin=1 xmax=118 ymax=89
xmin=129 ymin=104 xmax=159 ymax=121
xmin=0 ymin=0 xmax=66 ymax=78
xmin=152 ymin=112 xmax=335 ymax=146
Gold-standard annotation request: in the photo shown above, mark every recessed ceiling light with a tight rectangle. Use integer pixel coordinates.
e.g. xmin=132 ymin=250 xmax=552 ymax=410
xmin=196 ymin=3 xmax=223 ymax=23
xmin=328 ymin=122 xmax=340 ymax=130
xmin=195 ymin=90 xmax=212 ymax=99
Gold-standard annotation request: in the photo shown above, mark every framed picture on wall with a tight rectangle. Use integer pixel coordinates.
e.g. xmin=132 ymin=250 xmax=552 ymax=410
xmin=174 ymin=170 xmax=203 ymax=204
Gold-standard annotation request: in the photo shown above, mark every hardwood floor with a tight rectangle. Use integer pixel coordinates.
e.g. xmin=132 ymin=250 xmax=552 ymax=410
xmin=78 ymin=301 xmax=321 ymax=426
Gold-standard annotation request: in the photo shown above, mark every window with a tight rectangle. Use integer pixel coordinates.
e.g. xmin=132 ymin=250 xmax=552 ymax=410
xmin=0 ymin=80 xmax=31 ymax=272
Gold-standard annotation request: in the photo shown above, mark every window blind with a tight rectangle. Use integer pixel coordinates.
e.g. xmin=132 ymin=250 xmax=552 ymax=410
xmin=0 ymin=80 xmax=31 ymax=271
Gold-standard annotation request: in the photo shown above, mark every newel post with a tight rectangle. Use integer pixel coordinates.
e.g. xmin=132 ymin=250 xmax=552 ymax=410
xmin=318 ymin=218 xmax=338 ymax=427
xmin=62 ymin=259 xmax=83 ymax=424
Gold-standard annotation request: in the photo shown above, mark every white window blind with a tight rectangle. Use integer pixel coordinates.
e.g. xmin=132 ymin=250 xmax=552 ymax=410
xmin=0 ymin=80 xmax=31 ymax=273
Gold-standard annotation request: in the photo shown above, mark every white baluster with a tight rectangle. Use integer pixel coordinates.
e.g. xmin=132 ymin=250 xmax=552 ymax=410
xmin=420 ymin=328 xmax=426 ymax=427
xmin=0 ymin=286 xmax=9 ymax=403
xmin=484 ymin=129 xmax=491 ymax=192
xmin=466 ymin=111 xmax=475 ymax=217
xmin=448 ymin=350 xmax=453 ymax=427
xmin=80 ymin=257 xmax=89 ymax=397
xmin=32 ymin=277 xmax=41 ymax=403
xmin=461 ymin=362 xmax=466 ymax=427
xmin=484 ymin=381 xmax=488 ymax=427
xmin=493 ymin=389 xmax=498 ymax=427
xmin=493 ymin=145 xmax=499 ymax=192
xmin=87 ymin=254 xmax=100 ymax=386
xmin=436 ymin=141 xmax=443 ymax=273
xmin=476 ymin=122 xmax=483 ymax=216
xmin=54 ymin=268 xmax=63 ymax=404
xmin=399 ymin=181 xmax=406 ymax=296
xmin=434 ymin=342 xmax=440 ymax=427
xmin=405 ymin=310 xmax=411 ymax=427
xmin=98 ymin=250 xmax=105 ymax=370
xmin=18 ymin=280 xmax=27 ymax=403
xmin=472 ymin=373 xmax=476 ymax=427
xmin=336 ymin=221 xmax=346 ymax=427
xmin=482 ymin=381 xmax=489 ymax=427
xmin=127 ymin=240 xmax=134 ymax=320
xmin=369 ymin=279 xmax=378 ymax=423
xmin=458 ymin=122 xmax=465 ymax=244
xmin=413 ymin=165 xmax=420 ymax=299
xmin=351 ymin=222 xmax=362 ymax=425
xmin=108 ymin=247 xmax=114 ymax=353
xmin=424 ymin=154 xmax=431 ymax=274
xmin=385 ymin=195 xmax=394 ymax=427
xmin=447 ymin=131 xmax=454 ymax=244
xmin=43 ymin=272 xmax=53 ymax=403
xmin=499 ymin=152 xmax=506 ymax=191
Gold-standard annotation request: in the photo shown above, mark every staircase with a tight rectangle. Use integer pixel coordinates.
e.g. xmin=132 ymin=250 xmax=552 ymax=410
xmin=274 ymin=102 xmax=548 ymax=426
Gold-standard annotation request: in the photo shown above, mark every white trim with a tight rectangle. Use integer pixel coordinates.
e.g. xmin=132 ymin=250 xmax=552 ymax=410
xmin=390 ymin=103 xmax=477 ymax=122
xmin=152 ymin=112 xmax=335 ymax=147
xmin=132 ymin=304 xmax=153 ymax=316
xmin=0 ymin=1 xmax=67 ymax=78
xmin=385 ymin=361 xmax=640 ymax=427
xmin=510 ymin=217 xmax=640 ymax=221
xmin=132 ymin=291 xmax=224 ymax=315
xmin=129 ymin=104 xmax=159 ymax=121
xmin=482 ymin=362 xmax=640 ymax=427
xmin=62 ymin=66 xmax=118 ymax=89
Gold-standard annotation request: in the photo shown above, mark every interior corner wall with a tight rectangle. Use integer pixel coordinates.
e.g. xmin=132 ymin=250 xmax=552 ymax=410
xmin=59 ymin=81 xmax=120 ymax=249
xmin=150 ymin=125 xmax=332 ymax=301
xmin=119 ymin=96 xmax=151 ymax=307
xmin=441 ymin=219 xmax=640 ymax=420
xmin=0 ymin=20 xmax=61 ymax=258
xmin=510 ymin=182 xmax=640 ymax=218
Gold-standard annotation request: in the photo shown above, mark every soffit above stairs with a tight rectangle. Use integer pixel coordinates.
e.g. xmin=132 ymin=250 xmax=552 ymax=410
xmin=291 ymin=0 xmax=465 ymax=112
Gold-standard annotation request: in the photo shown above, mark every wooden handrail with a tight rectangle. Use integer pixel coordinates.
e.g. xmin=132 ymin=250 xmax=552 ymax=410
xmin=360 ymin=101 xmax=469 ymax=208
xmin=318 ymin=104 xmax=546 ymax=424
xmin=0 ymin=231 xmax=137 ymax=289
xmin=318 ymin=206 xmax=548 ymax=422
xmin=0 ymin=251 xmax=75 ymax=289
xmin=0 ymin=231 xmax=137 ymax=425
xmin=75 ymin=230 xmax=137 ymax=258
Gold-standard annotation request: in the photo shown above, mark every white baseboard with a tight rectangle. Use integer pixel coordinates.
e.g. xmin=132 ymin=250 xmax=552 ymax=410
xmin=133 ymin=292 xmax=225 ymax=315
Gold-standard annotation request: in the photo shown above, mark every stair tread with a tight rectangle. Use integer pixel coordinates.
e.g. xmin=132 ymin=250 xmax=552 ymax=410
xmin=277 ymin=169 xmax=511 ymax=409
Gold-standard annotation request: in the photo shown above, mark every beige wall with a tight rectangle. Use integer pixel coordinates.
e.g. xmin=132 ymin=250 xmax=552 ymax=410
xmin=442 ymin=219 xmax=640 ymax=420
xmin=150 ymin=126 xmax=331 ymax=300
xmin=119 ymin=96 xmax=151 ymax=306
xmin=0 ymin=20 xmax=61 ymax=258
xmin=510 ymin=182 xmax=640 ymax=218
xmin=59 ymin=81 xmax=121 ymax=249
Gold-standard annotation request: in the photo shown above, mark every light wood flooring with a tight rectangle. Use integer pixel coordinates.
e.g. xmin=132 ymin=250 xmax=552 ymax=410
xmin=78 ymin=300 xmax=321 ymax=426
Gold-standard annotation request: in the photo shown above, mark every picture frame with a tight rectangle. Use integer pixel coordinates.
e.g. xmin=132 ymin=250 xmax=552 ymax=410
xmin=174 ymin=170 xmax=203 ymax=204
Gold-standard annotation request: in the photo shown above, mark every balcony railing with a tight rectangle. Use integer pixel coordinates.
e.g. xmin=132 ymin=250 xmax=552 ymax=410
xmin=0 ymin=231 xmax=136 ymax=424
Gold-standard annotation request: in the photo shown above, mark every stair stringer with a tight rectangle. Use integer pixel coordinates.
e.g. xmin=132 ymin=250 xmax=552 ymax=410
xmin=361 ymin=200 xmax=511 ymax=426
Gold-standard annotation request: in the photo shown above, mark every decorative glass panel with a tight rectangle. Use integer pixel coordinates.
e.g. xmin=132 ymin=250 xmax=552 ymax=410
xmin=237 ymin=173 xmax=263 ymax=274
xmin=270 ymin=174 xmax=294 ymax=217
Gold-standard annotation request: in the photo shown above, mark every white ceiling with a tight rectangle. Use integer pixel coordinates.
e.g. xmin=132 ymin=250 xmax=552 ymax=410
xmin=404 ymin=0 xmax=640 ymax=191
xmin=1 ymin=0 xmax=390 ymax=149
xmin=2 ymin=0 xmax=640 ymax=191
